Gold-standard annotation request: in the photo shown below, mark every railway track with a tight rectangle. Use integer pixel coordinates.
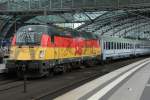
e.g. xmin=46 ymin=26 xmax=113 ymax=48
xmin=32 ymin=58 xmax=148 ymax=100
xmin=33 ymin=70 xmax=106 ymax=100
xmin=0 ymin=79 xmax=18 ymax=86
xmin=0 ymin=74 xmax=26 ymax=92
xmin=0 ymin=81 xmax=23 ymax=92
xmin=0 ymin=56 xmax=148 ymax=100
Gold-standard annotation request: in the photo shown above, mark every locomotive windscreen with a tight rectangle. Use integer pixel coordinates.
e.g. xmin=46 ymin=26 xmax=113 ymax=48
xmin=16 ymin=25 xmax=48 ymax=45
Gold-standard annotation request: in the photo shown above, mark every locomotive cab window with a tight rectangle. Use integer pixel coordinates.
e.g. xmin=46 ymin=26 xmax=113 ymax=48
xmin=16 ymin=25 xmax=47 ymax=45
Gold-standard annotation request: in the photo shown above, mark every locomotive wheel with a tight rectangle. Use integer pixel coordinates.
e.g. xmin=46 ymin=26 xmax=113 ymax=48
xmin=66 ymin=64 xmax=72 ymax=72
xmin=85 ymin=60 xmax=95 ymax=67
xmin=62 ymin=65 xmax=68 ymax=73
xmin=45 ymin=69 xmax=54 ymax=78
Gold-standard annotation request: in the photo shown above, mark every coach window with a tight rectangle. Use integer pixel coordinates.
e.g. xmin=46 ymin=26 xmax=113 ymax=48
xmin=117 ymin=43 xmax=118 ymax=49
xmin=120 ymin=43 xmax=121 ymax=49
xmin=123 ymin=43 xmax=125 ymax=49
xmin=117 ymin=43 xmax=119 ymax=49
xmin=110 ymin=42 xmax=111 ymax=49
xmin=105 ymin=42 xmax=106 ymax=49
xmin=106 ymin=42 xmax=108 ymax=50
xmin=108 ymin=42 xmax=110 ymax=50
xmin=124 ymin=43 xmax=125 ymax=49
xmin=114 ymin=42 xmax=116 ymax=49
xmin=120 ymin=43 xmax=122 ymax=49
xmin=135 ymin=44 xmax=137 ymax=49
xmin=111 ymin=42 xmax=113 ymax=49
xmin=104 ymin=42 xmax=107 ymax=50
xmin=107 ymin=42 xmax=109 ymax=50
xmin=121 ymin=43 xmax=122 ymax=49
xmin=105 ymin=42 xmax=107 ymax=49
xmin=110 ymin=42 xmax=112 ymax=50
xmin=104 ymin=42 xmax=105 ymax=49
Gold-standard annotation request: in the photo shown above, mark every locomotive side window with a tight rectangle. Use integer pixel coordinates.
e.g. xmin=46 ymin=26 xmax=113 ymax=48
xmin=51 ymin=35 xmax=55 ymax=44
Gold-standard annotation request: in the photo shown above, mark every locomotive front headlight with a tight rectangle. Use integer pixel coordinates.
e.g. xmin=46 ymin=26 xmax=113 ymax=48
xmin=39 ymin=50 xmax=45 ymax=58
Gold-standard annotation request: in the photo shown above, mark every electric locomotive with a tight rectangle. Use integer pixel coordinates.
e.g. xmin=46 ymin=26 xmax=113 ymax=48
xmin=6 ymin=25 xmax=101 ymax=77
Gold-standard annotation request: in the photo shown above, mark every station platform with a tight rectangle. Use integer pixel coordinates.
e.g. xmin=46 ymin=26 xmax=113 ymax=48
xmin=0 ymin=64 xmax=6 ymax=73
xmin=54 ymin=58 xmax=150 ymax=100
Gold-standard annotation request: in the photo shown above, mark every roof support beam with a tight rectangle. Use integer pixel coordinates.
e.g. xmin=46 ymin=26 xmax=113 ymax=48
xmin=76 ymin=11 xmax=109 ymax=30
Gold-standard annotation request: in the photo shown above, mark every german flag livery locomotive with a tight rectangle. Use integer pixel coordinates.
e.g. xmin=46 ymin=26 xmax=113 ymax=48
xmin=6 ymin=25 xmax=101 ymax=77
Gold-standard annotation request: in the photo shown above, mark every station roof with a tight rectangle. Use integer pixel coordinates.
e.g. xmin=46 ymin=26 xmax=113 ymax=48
xmin=0 ymin=0 xmax=150 ymax=15
xmin=0 ymin=0 xmax=150 ymax=40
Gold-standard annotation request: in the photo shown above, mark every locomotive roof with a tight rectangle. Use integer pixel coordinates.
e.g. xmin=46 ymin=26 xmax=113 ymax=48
xmin=18 ymin=25 xmax=97 ymax=40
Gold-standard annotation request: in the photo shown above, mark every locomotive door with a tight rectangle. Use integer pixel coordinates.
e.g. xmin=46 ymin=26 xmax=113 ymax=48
xmin=92 ymin=40 xmax=94 ymax=55
xmin=51 ymin=35 xmax=56 ymax=60
xmin=52 ymin=36 xmax=62 ymax=60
